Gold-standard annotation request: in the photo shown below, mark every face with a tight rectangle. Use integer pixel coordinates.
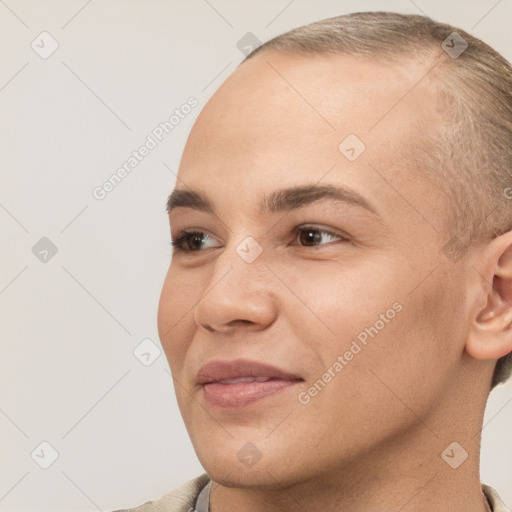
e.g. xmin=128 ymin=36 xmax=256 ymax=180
xmin=158 ymin=51 xmax=472 ymax=488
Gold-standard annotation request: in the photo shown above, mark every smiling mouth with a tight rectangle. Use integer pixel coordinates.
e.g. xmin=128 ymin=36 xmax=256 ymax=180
xmin=202 ymin=377 xmax=301 ymax=408
xmin=196 ymin=359 xmax=303 ymax=408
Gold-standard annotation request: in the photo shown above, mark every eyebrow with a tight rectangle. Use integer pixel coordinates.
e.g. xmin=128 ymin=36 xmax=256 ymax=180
xmin=166 ymin=184 xmax=379 ymax=216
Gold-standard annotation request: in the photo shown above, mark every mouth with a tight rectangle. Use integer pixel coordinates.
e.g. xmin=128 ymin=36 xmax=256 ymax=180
xmin=196 ymin=359 xmax=303 ymax=408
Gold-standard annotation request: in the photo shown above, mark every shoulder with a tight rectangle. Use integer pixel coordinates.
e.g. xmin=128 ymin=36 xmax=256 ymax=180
xmin=113 ymin=473 xmax=211 ymax=512
xmin=483 ymin=484 xmax=512 ymax=512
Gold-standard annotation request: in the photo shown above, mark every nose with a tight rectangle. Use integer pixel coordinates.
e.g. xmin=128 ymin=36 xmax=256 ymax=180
xmin=193 ymin=242 xmax=278 ymax=334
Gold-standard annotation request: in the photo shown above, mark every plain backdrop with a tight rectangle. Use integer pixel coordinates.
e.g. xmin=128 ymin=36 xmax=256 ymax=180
xmin=1 ymin=1 xmax=511 ymax=510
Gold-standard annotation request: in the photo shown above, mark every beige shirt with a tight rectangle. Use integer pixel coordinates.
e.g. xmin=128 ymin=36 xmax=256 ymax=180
xmin=113 ymin=473 xmax=511 ymax=512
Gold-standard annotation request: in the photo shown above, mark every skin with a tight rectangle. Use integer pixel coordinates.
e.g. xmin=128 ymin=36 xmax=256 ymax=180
xmin=157 ymin=50 xmax=512 ymax=512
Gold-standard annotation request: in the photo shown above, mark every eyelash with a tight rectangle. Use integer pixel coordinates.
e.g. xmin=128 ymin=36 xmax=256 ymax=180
xmin=170 ymin=225 xmax=349 ymax=253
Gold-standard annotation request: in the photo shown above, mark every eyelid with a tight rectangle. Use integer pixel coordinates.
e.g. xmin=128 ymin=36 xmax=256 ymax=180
xmin=295 ymin=224 xmax=351 ymax=241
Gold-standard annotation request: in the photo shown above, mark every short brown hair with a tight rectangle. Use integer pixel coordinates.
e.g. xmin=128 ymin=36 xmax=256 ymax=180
xmin=245 ymin=12 xmax=512 ymax=388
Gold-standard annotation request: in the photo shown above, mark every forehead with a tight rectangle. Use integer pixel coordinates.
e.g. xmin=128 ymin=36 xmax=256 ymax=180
xmin=176 ymin=51 xmax=447 ymax=230
xmin=180 ymin=51 xmax=440 ymax=167
xmin=189 ymin=52 xmax=438 ymax=135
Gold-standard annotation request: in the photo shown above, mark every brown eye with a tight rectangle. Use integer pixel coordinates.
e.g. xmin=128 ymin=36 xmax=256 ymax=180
xmin=171 ymin=231 xmax=219 ymax=252
xmin=298 ymin=228 xmax=323 ymax=246
xmin=296 ymin=226 xmax=344 ymax=247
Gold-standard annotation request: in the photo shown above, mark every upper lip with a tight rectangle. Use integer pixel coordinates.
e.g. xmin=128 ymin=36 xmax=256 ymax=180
xmin=196 ymin=359 xmax=302 ymax=385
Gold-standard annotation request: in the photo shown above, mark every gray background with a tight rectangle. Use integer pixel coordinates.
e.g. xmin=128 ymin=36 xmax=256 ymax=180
xmin=1 ymin=1 xmax=511 ymax=510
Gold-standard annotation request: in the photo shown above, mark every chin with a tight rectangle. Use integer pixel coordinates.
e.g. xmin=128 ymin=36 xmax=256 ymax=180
xmin=193 ymin=436 xmax=317 ymax=491
xmin=203 ymin=458 xmax=297 ymax=490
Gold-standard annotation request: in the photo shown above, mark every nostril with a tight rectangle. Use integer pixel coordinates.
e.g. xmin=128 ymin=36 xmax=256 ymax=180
xmin=227 ymin=319 xmax=254 ymax=327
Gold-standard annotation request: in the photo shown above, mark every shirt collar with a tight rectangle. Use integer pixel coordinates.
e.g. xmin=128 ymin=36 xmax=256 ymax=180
xmin=194 ymin=479 xmax=510 ymax=512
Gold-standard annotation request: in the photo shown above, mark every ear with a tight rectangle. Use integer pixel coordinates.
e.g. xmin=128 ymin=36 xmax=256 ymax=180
xmin=465 ymin=230 xmax=512 ymax=361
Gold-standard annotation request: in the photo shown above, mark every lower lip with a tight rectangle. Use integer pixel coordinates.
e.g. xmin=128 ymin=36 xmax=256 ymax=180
xmin=202 ymin=379 xmax=299 ymax=408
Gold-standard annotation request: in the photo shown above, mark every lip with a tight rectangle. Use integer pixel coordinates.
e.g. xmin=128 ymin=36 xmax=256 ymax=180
xmin=196 ymin=359 xmax=302 ymax=408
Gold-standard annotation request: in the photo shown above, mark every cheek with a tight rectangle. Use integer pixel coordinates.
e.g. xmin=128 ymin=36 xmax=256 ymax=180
xmin=357 ymin=270 xmax=467 ymax=412
xmin=157 ymin=267 xmax=199 ymax=371
xmin=285 ymin=276 xmax=463 ymax=461
xmin=285 ymin=258 xmax=465 ymax=403
xmin=280 ymin=258 xmax=403 ymax=350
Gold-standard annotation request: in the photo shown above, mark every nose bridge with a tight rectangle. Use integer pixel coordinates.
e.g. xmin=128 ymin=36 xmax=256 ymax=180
xmin=211 ymin=231 xmax=268 ymax=288
xmin=194 ymin=234 xmax=276 ymax=332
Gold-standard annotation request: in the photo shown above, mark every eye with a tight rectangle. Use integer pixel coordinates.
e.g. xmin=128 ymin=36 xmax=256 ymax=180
xmin=170 ymin=225 xmax=349 ymax=253
xmin=295 ymin=225 xmax=348 ymax=247
xmin=171 ymin=230 xmax=221 ymax=252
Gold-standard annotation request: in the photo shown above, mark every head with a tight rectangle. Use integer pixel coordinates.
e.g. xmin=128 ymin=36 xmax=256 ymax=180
xmin=158 ymin=12 xmax=512 ymax=489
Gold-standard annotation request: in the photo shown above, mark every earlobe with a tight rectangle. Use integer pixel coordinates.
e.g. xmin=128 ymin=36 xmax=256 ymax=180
xmin=465 ymin=230 xmax=512 ymax=362
xmin=466 ymin=314 xmax=512 ymax=360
